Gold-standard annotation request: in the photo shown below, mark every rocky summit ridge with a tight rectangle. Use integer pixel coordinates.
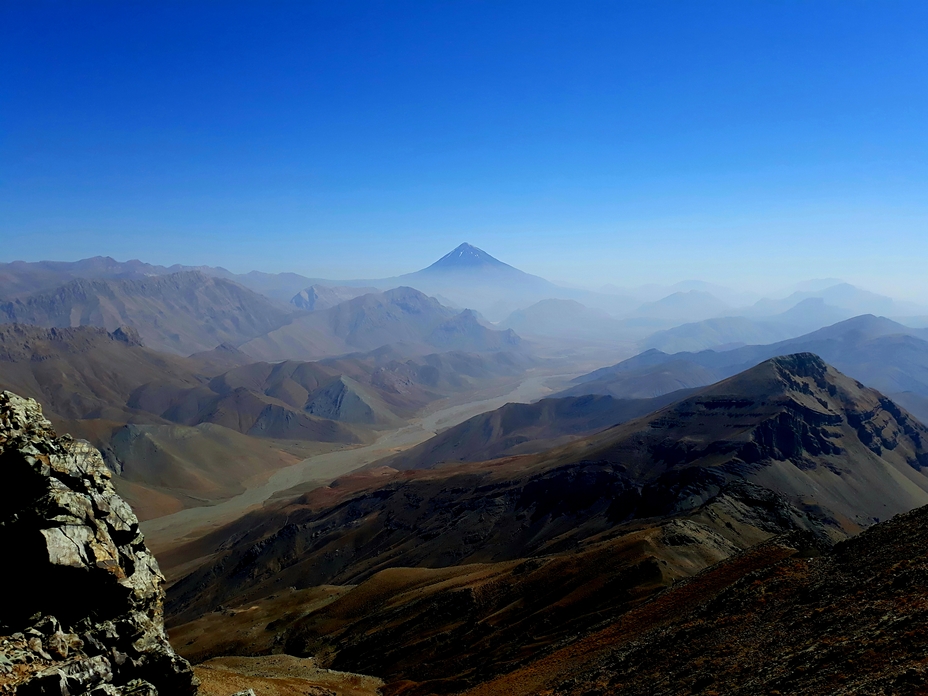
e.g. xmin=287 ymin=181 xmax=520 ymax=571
xmin=0 ymin=391 xmax=202 ymax=695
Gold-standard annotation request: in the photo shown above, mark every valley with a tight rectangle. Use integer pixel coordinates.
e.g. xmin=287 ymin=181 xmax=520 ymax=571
xmin=142 ymin=369 xmax=571 ymax=553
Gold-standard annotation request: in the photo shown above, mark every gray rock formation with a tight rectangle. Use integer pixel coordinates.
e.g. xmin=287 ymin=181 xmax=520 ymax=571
xmin=290 ymin=284 xmax=377 ymax=312
xmin=0 ymin=391 xmax=198 ymax=695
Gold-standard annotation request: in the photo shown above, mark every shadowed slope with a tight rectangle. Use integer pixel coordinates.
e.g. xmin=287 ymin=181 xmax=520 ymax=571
xmin=544 ymin=352 xmax=928 ymax=528
xmin=381 ymin=390 xmax=696 ymax=470
xmin=469 ymin=502 xmax=928 ymax=696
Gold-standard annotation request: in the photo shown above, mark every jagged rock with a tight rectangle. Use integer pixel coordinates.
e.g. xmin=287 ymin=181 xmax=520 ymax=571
xmin=0 ymin=391 xmax=198 ymax=695
xmin=19 ymin=655 xmax=114 ymax=695
xmin=44 ymin=633 xmax=70 ymax=660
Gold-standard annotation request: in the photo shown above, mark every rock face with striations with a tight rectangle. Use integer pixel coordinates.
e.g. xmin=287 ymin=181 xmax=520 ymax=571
xmin=0 ymin=391 xmax=198 ymax=695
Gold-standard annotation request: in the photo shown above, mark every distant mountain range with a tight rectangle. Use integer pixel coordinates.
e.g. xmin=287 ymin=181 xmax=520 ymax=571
xmin=744 ymin=282 xmax=922 ymax=318
xmin=600 ymin=279 xmax=762 ymax=307
xmin=631 ymin=289 xmax=732 ymax=323
xmin=3 ymin=246 xmax=926 ymax=353
xmin=0 ymin=257 xmax=236 ymax=298
xmin=0 ymin=271 xmax=297 ymax=355
xmin=242 ymin=286 xmax=525 ymax=361
xmin=500 ymin=299 xmax=627 ymax=343
xmin=0 ymin=323 xmax=532 ymax=520
xmin=0 ymin=245 xmax=648 ymax=322
xmin=640 ymin=298 xmax=855 ymax=353
xmin=563 ymin=315 xmax=928 ymax=415
xmin=0 ymin=262 xmax=531 ymax=361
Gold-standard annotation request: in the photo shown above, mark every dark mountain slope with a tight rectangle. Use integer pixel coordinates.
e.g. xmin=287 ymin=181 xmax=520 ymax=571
xmin=169 ymin=475 xmax=818 ymax=689
xmin=472 ymin=502 xmax=928 ymax=696
xmin=383 ymin=390 xmax=695 ymax=470
xmin=168 ymin=354 xmax=928 ymax=614
xmin=558 ymin=358 xmax=720 ymax=399
xmin=0 ymin=270 xmax=296 ymax=355
xmin=547 ymin=352 xmax=928 ymax=528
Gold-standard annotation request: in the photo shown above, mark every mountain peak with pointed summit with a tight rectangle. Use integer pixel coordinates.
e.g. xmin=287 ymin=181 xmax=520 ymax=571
xmin=393 ymin=242 xmax=560 ymax=321
xmin=421 ymin=243 xmax=512 ymax=272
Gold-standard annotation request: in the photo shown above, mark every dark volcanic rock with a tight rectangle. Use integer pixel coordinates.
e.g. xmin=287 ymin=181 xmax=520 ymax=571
xmin=0 ymin=391 xmax=197 ymax=695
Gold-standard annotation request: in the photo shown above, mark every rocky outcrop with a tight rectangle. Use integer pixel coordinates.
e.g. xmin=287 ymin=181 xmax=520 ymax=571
xmin=0 ymin=391 xmax=198 ymax=695
xmin=289 ymin=284 xmax=377 ymax=312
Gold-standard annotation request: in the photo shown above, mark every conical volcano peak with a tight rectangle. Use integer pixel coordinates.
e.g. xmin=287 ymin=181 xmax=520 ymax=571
xmin=424 ymin=243 xmax=511 ymax=271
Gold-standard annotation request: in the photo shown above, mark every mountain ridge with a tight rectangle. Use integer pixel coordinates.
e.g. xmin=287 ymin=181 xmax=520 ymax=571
xmin=0 ymin=270 xmax=297 ymax=355
xmin=565 ymin=314 xmax=928 ymax=406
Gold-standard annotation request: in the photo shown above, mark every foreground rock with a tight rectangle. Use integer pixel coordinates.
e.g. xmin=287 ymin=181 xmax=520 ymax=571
xmin=0 ymin=391 xmax=197 ymax=694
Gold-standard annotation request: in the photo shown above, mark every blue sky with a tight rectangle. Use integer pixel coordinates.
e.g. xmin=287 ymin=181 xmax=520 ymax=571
xmin=2 ymin=1 xmax=927 ymax=296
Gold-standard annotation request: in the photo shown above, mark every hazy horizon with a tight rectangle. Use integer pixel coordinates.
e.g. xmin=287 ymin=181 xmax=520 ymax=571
xmin=0 ymin=244 xmax=918 ymax=306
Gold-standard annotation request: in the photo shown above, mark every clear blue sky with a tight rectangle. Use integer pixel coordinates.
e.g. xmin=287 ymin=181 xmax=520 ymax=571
xmin=2 ymin=1 xmax=927 ymax=296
